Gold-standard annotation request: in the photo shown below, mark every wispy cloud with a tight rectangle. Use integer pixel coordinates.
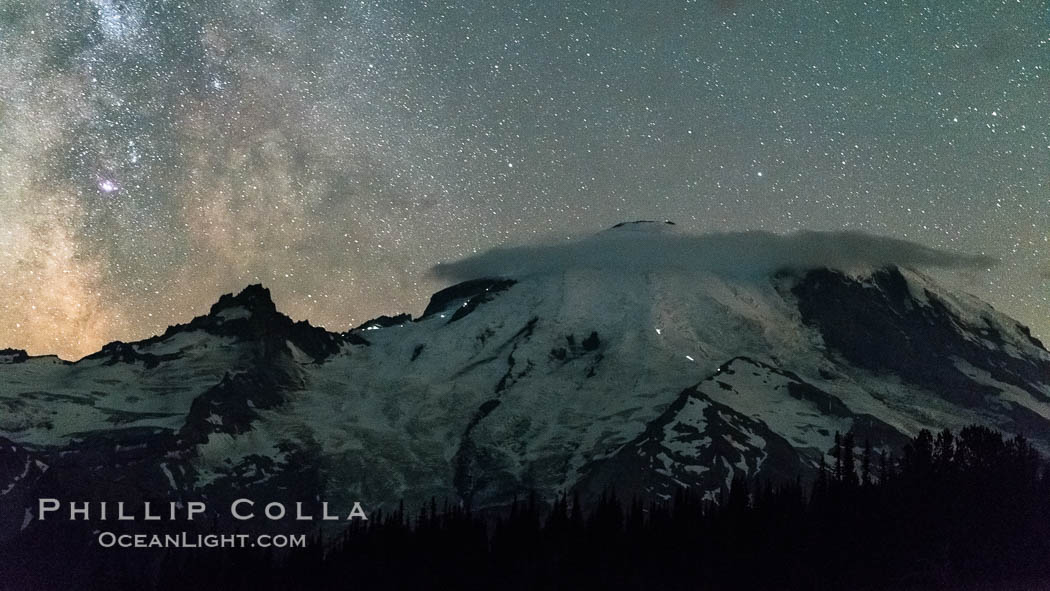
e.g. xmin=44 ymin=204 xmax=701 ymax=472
xmin=431 ymin=223 xmax=998 ymax=282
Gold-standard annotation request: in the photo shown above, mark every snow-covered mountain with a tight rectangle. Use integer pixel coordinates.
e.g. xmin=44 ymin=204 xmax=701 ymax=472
xmin=2 ymin=221 xmax=1049 ymax=540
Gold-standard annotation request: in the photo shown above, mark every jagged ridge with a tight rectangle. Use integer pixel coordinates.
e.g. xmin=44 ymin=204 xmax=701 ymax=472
xmin=1 ymin=239 xmax=1049 ymax=552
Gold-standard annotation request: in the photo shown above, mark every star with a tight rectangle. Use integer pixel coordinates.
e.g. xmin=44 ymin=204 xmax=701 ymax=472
xmin=98 ymin=178 xmax=120 ymax=194
xmin=0 ymin=0 xmax=1045 ymax=359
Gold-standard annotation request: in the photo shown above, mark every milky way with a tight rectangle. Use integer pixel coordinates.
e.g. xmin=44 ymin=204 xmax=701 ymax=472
xmin=1 ymin=1 xmax=1047 ymax=359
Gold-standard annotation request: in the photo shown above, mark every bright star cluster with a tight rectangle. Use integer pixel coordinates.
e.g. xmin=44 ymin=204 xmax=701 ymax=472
xmin=0 ymin=1 xmax=1047 ymax=359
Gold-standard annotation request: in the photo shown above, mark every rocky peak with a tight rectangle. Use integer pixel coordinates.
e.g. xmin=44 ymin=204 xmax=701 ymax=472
xmin=208 ymin=284 xmax=278 ymax=319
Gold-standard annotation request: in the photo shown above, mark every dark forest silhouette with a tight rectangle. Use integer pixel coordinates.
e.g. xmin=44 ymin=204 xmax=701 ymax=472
xmin=12 ymin=425 xmax=1050 ymax=590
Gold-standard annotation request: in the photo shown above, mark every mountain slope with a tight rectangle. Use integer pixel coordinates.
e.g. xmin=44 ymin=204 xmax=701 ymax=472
xmin=1 ymin=224 xmax=1048 ymax=541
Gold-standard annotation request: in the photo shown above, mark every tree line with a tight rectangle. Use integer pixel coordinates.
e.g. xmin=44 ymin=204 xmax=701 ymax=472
xmin=69 ymin=425 xmax=1050 ymax=589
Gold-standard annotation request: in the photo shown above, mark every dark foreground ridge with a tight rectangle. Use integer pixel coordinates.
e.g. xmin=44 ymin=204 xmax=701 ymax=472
xmin=4 ymin=425 xmax=1049 ymax=591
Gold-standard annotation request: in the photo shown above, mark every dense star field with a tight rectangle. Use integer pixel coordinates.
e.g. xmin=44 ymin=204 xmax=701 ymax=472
xmin=0 ymin=1 xmax=1047 ymax=359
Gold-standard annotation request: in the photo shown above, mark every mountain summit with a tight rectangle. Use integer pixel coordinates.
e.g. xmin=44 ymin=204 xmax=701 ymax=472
xmin=0 ymin=228 xmax=1047 ymax=543
xmin=208 ymin=283 xmax=278 ymax=317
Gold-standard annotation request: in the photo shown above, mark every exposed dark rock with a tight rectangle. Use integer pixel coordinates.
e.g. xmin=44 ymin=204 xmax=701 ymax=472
xmin=178 ymin=368 xmax=293 ymax=445
xmin=1016 ymin=323 xmax=1046 ymax=349
xmin=786 ymin=382 xmax=852 ymax=417
xmin=209 ymin=283 xmax=277 ymax=317
xmin=849 ymin=414 xmax=912 ymax=450
xmin=420 ymin=278 xmax=516 ymax=321
xmin=355 ymin=313 xmax=412 ymax=331
xmin=495 ymin=353 xmax=515 ymax=393
xmin=575 ymin=385 xmax=807 ymax=504
xmin=0 ymin=436 xmax=48 ymax=543
xmin=453 ymin=398 xmax=505 ymax=505
xmin=0 ymin=349 xmax=29 ymax=364
xmin=792 ymin=267 xmax=1050 ymax=408
xmin=609 ymin=220 xmax=676 ymax=229
xmin=553 ymin=332 xmax=600 ymax=361
xmin=82 ymin=341 xmax=181 ymax=369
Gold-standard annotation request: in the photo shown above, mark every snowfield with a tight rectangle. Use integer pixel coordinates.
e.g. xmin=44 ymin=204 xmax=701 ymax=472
xmin=1 ymin=223 xmax=1048 ymax=537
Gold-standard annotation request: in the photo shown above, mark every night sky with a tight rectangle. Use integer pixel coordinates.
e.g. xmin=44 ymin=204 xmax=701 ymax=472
xmin=1 ymin=1 xmax=1047 ymax=360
